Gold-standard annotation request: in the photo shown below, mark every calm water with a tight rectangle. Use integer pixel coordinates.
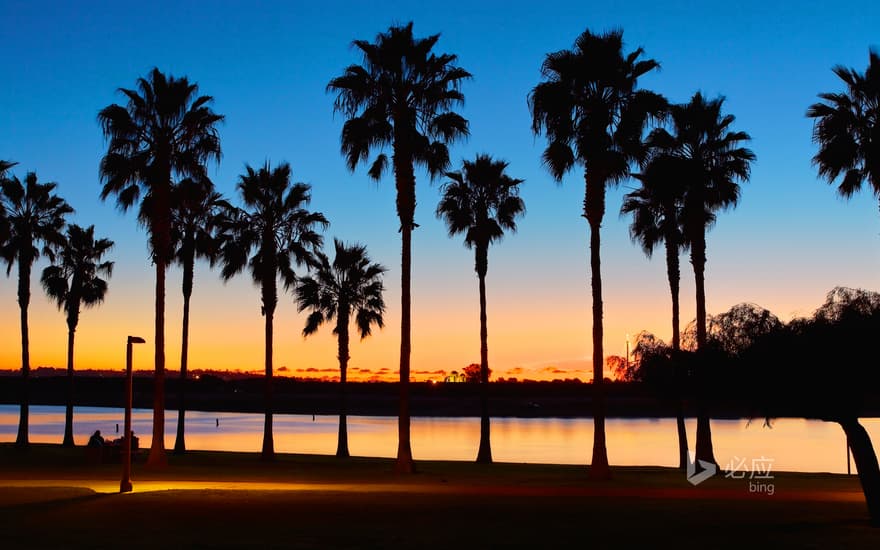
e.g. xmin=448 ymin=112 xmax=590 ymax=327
xmin=1 ymin=405 xmax=877 ymax=474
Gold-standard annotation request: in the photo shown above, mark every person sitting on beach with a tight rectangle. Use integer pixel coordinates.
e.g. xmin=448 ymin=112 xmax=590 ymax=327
xmin=87 ymin=430 xmax=104 ymax=447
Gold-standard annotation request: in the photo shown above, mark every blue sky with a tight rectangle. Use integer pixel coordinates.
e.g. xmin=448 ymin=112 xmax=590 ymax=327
xmin=1 ymin=0 xmax=878 ymax=378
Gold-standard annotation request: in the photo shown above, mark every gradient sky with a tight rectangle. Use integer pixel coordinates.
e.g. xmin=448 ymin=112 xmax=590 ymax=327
xmin=1 ymin=0 xmax=878 ymax=381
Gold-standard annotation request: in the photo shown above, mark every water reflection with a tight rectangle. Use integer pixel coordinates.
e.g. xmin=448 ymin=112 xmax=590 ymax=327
xmin=0 ymin=405 xmax=876 ymax=474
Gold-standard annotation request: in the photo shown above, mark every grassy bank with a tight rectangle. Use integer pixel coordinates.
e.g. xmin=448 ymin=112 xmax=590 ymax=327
xmin=0 ymin=444 xmax=878 ymax=548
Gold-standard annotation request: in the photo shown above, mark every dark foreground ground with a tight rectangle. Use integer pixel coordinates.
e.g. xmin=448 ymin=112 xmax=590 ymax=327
xmin=0 ymin=444 xmax=879 ymax=549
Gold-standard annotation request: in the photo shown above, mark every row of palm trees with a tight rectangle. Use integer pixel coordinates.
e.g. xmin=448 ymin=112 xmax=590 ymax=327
xmin=1 ymin=70 xmax=525 ymax=468
xmin=3 ymin=23 xmax=877 ymax=477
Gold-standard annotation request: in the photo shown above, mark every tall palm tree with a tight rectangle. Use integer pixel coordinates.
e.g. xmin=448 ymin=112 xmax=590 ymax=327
xmin=218 ymin=162 xmax=328 ymax=461
xmin=169 ymin=178 xmax=228 ymax=454
xmin=808 ymin=50 xmax=880 ymax=214
xmin=40 ymin=224 xmax=113 ymax=447
xmin=655 ymin=92 xmax=755 ymax=466
xmin=0 ymin=172 xmax=73 ymax=447
xmin=436 ymin=154 xmax=525 ymax=464
xmin=529 ymin=28 xmax=665 ymax=478
xmin=327 ymin=22 xmax=470 ymax=473
xmin=621 ymin=154 xmax=689 ymax=469
xmin=98 ymin=68 xmax=223 ymax=466
xmin=295 ymin=239 xmax=386 ymax=458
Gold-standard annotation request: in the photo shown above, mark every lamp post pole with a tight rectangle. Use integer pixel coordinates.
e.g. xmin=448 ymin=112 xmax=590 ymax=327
xmin=121 ymin=335 xmax=145 ymax=493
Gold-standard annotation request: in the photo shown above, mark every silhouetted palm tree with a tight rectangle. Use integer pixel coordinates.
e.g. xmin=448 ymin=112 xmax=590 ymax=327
xmin=169 ymin=178 xmax=228 ymax=454
xmin=808 ymin=50 xmax=880 ymax=216
xmin=218 ymin=162 xmax=328 ymax=460
xmin=328 ymin=22 xmax=470 ymax=473
xmin=436 ymin=154 xmax=525 ymax=464
xmin=99 ymin=68 xmax=223 ymax=466
xmin=295 ymin=239 xmax=386 ymax=458
xmin=622 ymin=154 xmax=689 ymax=469
xmin=1 ymin=172 xmax=72 ymax=447
xmin=656 ymin=92 xmax=755 ymax=466
xmin=529 ymin=28 xmax=665 ymax=478
xmin=40 ymin=224 xmax=113 ymax=447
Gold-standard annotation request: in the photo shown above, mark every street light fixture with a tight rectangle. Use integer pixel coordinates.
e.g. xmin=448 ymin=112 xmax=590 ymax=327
xmin=120 ymin=335 xmax=145 ymax=493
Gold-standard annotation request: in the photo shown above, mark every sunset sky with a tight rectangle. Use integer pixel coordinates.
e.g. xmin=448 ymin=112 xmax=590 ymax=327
xmin=1 ymin=0 xmax=878 ymax=382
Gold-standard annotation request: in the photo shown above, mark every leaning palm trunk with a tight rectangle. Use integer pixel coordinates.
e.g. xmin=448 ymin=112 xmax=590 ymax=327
xmin=174 ymin=256 xmax=194 ymax=454
xmin=16 ymin=259 xmax=31 ymax=447
xmin=476 ymin=245 xmax=492 ymax=464
xmin=691 ymin=230 xmax=717 ymax=467
xmin=839 ymin=417 xmax=880 ymax=527
xmin=664 ymin=235 xmax=688 ymax=470
xmin=337 ymin=311 xmax=350 ymax=458
xmin=62 ymin=325 xmax=76 ymax=447
xmin=585 ymin=174 xmax=610 ymax=479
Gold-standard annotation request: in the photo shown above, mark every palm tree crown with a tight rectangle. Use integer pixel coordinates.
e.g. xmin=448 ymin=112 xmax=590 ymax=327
xmin=437 ymin=155 xmax=525 ymax=272
xmin=327 ymin=21 xmax=471 ymax=203
xmin=219 ymin=163 xmax=328 ymax=288
xmin=41 ymin=224 xmax=114 ymax=323
xmin=1 ymin=173 xmax=72 ymax=273
xmin=0 ymin=160 xmax=16 ymax=244
xmin=296 ymin=239 xmax=387 ymax=341
xmin=529 ymin=28 xmax=665 ymax=184
xmin=807 ymin=49 xmax=880 ymax=201
xmin=99 ymin=67 xmax=224 ymax=257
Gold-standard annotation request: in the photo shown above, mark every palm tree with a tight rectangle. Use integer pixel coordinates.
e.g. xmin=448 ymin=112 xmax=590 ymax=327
xmin=98 ymin=68 xmax=223 ymax=466
xmin=40 ymin=224 xmax=113 ymax=447
xmin=295 ymin=239 xmax=386 ymax=458
xmin=529 ymin=28 xmax=665 ymax=478
xmin=218 ymin=162 xmax=328 ymax=461
xmin=0 ymin=172 xmax=73 ymax=447
xmin=169 ymin=178 xmax=228 ymax=454
xmin=808 ymin=50 xmax=880 ymax=214
xmin=621 ymin=154 xmax=689 ymax=469
xmin=436 ymin=154 xmax=525 ymax=464
xmin=656 ymin=92 xmax=755 ymax=466
xmin=327 ymin=22 xmax=470 ymax=473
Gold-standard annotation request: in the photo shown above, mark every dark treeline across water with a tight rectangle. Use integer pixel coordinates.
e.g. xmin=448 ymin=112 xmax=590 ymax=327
xmin=2 ymin=376 xmax=880 ymax=419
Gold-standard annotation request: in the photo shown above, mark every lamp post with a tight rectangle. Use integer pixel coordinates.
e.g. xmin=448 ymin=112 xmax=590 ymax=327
xmin=121 ymin=335 xmax=145 ymax=493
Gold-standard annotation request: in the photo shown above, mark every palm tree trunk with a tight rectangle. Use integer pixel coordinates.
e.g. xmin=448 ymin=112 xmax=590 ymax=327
xmin=62 ymin=325 xmax=76 ymax=447
xmin=337 ymin=313 xmax=350 ymax=458
xmin=476 ymin=246 xmax=492 ymax=464
xmin=676 ymin=401 xmax=689 ymax=470
xmin=840 ymin=417 xmax=880 ymax=527
xmin=395 ymin=221 xmax=415 ymax=472
xmin=585 ymin=172 xmax=610 ymax=479
xmin=15 ymin=259 xmax=31 ymax=448
xmin=665 ymin=237 xmax=681 ymax=352
xmin=174 ymin=256 xmax=194 ymax=455
xmin=262 ymin=305 xmax=275 ymax=460
xmin=147 ymin=257 xmax=168 ymax=466
xmin=691 ymin=230 xmax=717 ymax=467
xmin=392 ymin=138 xmax=415 ymax=474
xmin=261 ymin=259 xmax=277 ymax=461
xmin=664 ymin=236 xmax=687 ymax=469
